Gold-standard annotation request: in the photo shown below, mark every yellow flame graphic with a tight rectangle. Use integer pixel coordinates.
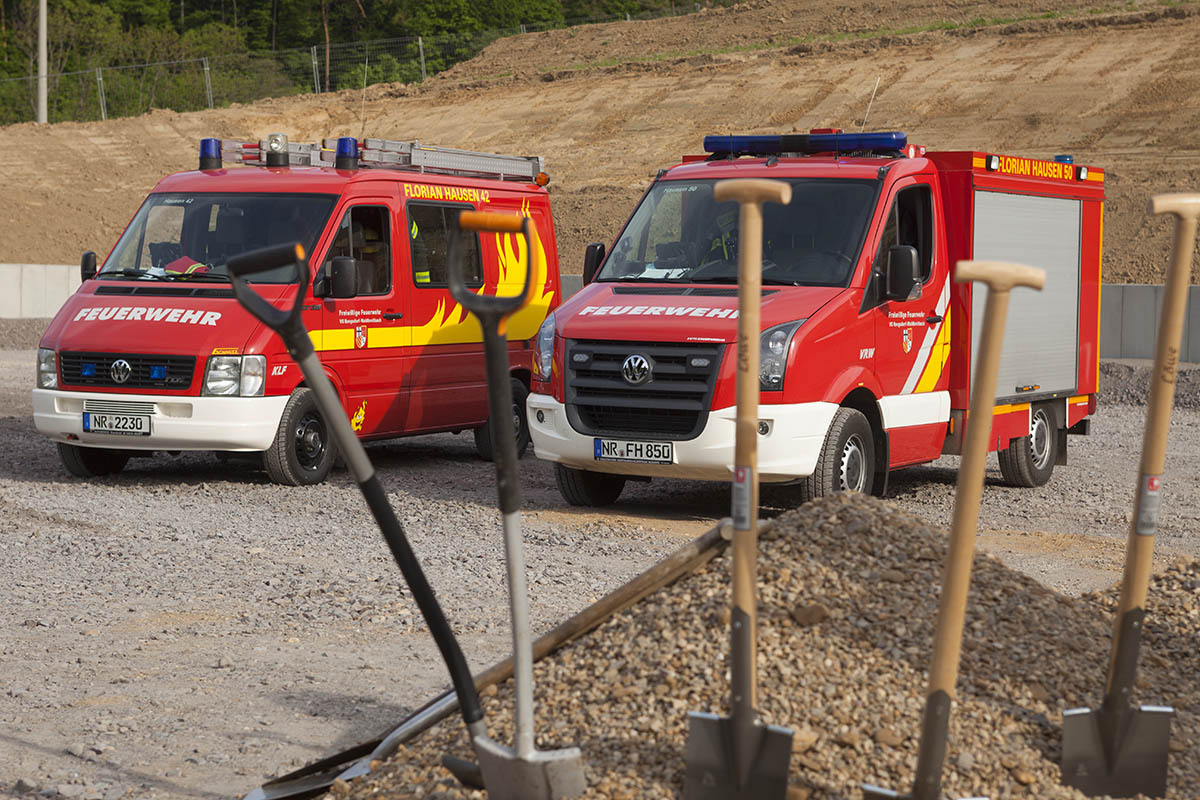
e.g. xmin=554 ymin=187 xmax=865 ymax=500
xmin=410 ymin=219 xmax=555 ymax=346
xmin=351 ymin=400 xmax=367 ymax=432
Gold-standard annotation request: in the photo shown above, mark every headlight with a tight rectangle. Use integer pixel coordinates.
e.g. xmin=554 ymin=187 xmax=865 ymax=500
xmin=240 ymin=355 xmax=266 ymax=397
xmin=203 ymin=355 xmax=267 ymax=397
xmin=760 ymin=320 xmax=805 ymax=391
xmin=37 ymin=348 xmax=57 ymax=389
xmin=533 ymin=312 xmax=555 ymax=382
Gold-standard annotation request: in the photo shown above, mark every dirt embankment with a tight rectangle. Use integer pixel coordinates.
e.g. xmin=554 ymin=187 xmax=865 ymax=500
xmin=2 ymin=2 xmax=1199 ymax=285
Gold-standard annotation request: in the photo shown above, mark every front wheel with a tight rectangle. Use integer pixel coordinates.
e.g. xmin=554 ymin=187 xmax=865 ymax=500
xmin=799 ymin=407 xmax=875 ymax=502
xmin=998 ymin=404 xmax=1055 ymax=487
xmin=57 ymin=443 xmax=130 ymax=478
xmin=474 ymin=378 xmax=530 ymax=462
xmin=555 ymin=464 xmax=626 ymax=507
xmin=263 ymin=388 xmax=338 ymax=486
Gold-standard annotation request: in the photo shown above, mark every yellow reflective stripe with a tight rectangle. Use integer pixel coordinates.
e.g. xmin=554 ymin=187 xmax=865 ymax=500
xmin=972 ymin=156 xmax=986 ymax=169
xmin=1086 ymin=170 xmax=1105 ymax=183
xmin=914 ymin=308 xmax=951 ymax=393
xmin=415 ymin=271 xmax=431 ymax=283
xmin=993 ymin=402 xmax=1031 ymax=415
xmin=367 ymin=327 xmax=409 ymax=348
xmin=310 ymin=328 xmax=355 ymax=351
xmin=1069 ymin=395 xmax=1088 ymax=405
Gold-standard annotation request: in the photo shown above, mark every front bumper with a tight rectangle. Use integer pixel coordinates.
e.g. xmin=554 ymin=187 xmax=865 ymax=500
xmin=33 ymin=388 xmax=289 ymax=451
xmin=527 ymin=392 xmax=839 ymax=482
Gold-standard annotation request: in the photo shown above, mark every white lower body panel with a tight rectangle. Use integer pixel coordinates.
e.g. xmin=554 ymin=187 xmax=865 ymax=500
xmin=33 ymin=389 xmax=289 ymax=451
xmin=527 ymin=392 xmax=839 ymax=483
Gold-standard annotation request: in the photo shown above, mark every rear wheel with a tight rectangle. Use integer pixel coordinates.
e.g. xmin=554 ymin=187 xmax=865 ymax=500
xmin=555 ymin=463 xmax=626 ymax=507
xmin=998 ymin=404 xmax=1055 ymax=487
xmin=264 ymin=388 xmax=337 ymax=486
xmin=474 ymin=378 xmax=530 ymax=462
xmin=799 ymin=407 xmax=875 ymax=502
xmin=56 ymin=443 xmax=131 ymax=478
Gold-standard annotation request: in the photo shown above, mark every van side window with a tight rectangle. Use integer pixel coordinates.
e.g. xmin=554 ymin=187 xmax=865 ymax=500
xmin=864 ymin=184 xmax=934 ymax=308
xmin=407 ymin=203 xmax=483 ymax=287
xmin=323 ymin=206 xmax=391 ymax=295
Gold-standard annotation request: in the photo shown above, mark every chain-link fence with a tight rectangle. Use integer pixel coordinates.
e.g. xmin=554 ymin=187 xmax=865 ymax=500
xmin=0 ymin=4 xmax=710 ymax=125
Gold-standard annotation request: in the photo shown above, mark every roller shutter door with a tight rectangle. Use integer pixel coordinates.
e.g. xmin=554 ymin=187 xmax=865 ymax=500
xmin=971 ymin=190 xmax=1080 ymax=401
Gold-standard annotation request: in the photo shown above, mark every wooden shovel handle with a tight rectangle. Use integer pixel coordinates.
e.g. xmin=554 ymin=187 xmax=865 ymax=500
xmin=1150 ymin=192 xmax=1200 ymax=220
xmin=714 ymin=177 xmax=792 ymax=206
xmin=458 ymin=210 xmax=525 ymax=233
xmin=955 ymin=260 xmax=1045 ymax=292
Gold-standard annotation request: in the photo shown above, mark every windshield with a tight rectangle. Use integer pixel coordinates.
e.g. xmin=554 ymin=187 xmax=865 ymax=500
xmin=597 ymin=178 xmax=879 ymax=286
xmin=100 ymin=192 xmax=337 ymax=283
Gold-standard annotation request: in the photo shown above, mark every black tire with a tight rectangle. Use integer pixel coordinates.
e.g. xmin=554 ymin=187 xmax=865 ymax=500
xmin=474 ymin=377 xmax=530 ymax=462
xmin=998 ymin=403 xmax=1055 ymax=487
xmin=799 ymin=407 xmax=875 ymax=502
xmin=263 ymin=388 xmax=338 ymax=486
xmin=555 ymin=463 xmax=626 ymax=507
xmin=56 ymin=443 xmax=131 ymax=478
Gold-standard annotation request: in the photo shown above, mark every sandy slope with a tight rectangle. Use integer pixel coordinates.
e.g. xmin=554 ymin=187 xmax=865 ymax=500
xmin=1 ymin=2 xmax=1198 ymax=284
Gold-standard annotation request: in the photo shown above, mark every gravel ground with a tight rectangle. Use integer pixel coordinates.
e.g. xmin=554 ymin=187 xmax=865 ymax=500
xmin=355 ymin=494 xmax=1199 ymax=800
xmin=1 ymin=334 xmax=1197 ymax=800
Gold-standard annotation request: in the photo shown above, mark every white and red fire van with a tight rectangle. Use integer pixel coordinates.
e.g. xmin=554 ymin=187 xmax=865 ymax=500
xmin=528 ymin=131 xmax=1103 ymax=506
xmin=34 ymin=135 xmax=560 ymax=485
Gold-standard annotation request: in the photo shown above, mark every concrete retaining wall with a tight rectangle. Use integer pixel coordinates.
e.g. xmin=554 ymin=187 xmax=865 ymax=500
xmin=1 ymin=264 xmax=80 ymax=319
xmin=3 ymin=268 xmax=1195 ymax=363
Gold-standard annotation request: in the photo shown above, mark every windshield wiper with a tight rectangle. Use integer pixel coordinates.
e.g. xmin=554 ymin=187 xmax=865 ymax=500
xmin=97 ymin=268 xmax=170 ymax=281
xmin=165 ymin=271 xmax=231 ymax=282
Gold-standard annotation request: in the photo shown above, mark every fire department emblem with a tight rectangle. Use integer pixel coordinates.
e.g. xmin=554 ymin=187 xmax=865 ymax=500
xmin=902 ymin=328 xmax=912 ymax=354
xmin=355 ymin=325 xmax=367 ymax=349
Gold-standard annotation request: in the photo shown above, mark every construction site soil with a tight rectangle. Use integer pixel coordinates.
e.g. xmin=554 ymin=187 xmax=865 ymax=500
xmin=4 ymin=2 xmax=1200 ymax=799
xmin=1 ymin=1 xmax=1199 ymax=285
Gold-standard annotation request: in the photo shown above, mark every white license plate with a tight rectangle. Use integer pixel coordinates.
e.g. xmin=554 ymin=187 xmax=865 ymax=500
xmin=83 ymin=412 xmax=151 ymax=436
xmin=594 ymin=438 xmax=673 ymax=464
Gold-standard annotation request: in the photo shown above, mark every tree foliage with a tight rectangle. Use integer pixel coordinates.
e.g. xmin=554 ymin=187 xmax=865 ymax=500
xmin=0 ymin=0 xmax=704 ymax=122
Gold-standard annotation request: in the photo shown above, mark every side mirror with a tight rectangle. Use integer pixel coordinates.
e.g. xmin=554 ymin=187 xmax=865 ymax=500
xmin=81 ymin=251 xmax=98 ymax=282
xmin=582 ymin=242 xmax=605 ymax=285
xmin=885 ymin=245 xmax=920 ymax=301
xmin=331 ymin=256 xmax=358 ymax=299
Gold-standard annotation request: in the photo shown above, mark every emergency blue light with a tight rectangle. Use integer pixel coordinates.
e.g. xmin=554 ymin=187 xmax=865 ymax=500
xmin=199 ymin=137 xmax=222 ymax=170
xmin=703 ymin=131 xmax=907 ymax=157
xmin=149 ymin=365 xmax=167 ymax=380
xmin=1054 ymin=154 xmax=1074 ymax=164
xmin=81 ymin=363 xmax=95 ymax=377
xmin=335 ymin=136 xmax=359 ymax=170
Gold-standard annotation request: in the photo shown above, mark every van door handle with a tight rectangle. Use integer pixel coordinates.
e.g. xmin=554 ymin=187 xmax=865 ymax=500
xmin=383 ymin=312 xmax=403 ymax=320
xmin=926 ymin=314 xmax=943 ymax=324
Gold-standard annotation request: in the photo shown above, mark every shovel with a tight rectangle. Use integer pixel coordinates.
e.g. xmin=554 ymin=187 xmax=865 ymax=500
xmin=863 ymin=260 xmax=1045 ymax=800
xmin=684 ymin=178 xmax=794 ymax=800
xmin=446 ymin=210 xmax=587 ymax=800
xmin=1059 ymin=193 xmax=1196 ymax=798
xmin=225 ymin=242 xmax=492 ymax=776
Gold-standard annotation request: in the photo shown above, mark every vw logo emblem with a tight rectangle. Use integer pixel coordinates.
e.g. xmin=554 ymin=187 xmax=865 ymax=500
xmin=621 ymin=353 xmax=652 ymax=386
xmin=110 ymin=359 xmax=132 ymax=384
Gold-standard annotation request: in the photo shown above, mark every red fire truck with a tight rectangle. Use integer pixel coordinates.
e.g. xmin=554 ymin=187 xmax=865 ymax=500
xmin=34 ymin=135 xmax=560 ymax=485
xmin=528 ymin=131 xmax=1103 ymax=506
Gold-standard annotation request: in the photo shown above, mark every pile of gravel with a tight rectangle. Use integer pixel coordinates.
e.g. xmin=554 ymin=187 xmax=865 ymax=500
xmin=1101 ymin=360 xmax=1200 ymax=411
xmin=341 ymin=493 xmax=1198 ymax=799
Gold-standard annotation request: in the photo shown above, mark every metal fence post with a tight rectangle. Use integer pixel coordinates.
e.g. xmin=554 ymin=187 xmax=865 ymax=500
xmin=520 ymin=23 xmax=527 ymax=34
xmin=202 ymin=57 xmax=214 ymax=109
xmin=311 ymin=45 xmax=320 ymax=94
xmin=418 ymin=36 xmax=427 ymax=82
xmin=95 ymin=68 xmax=107 ymax=121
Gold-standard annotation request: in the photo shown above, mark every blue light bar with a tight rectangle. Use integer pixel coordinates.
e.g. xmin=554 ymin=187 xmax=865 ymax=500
xmin=335 ymin=136 xmax=359 ymax=170
xmin=704 ymin=131 xmax=908 ymax=157
xmin=1054 ymin=154 xmax=1074 ymax=164
xmin=199 ymin=137 xmax=222 ymax=170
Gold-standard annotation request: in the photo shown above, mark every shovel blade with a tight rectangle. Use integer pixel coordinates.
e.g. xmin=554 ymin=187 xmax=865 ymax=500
xmin=1062 ymin=705 xmax=1174 ymax=797
xmin=683 ymin=711 xmax=793 ymax=800
xmin=474 ymin=735 xmax=587 ymax=800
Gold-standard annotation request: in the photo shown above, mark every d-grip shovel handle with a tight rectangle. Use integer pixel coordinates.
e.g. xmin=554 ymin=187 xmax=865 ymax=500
xmin=447 ymin=211 xmax=535 ymax=322
xmin=954 ymin=259 xmax=1046 ymax=292
xmin=227 ymin=242 xmax=486 ymax=731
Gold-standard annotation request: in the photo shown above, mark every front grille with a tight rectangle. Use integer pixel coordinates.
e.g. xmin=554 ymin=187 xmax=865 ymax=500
xmin=565 ymin=339 xmax=723 ymax=439
xmin=60 ymin=352 xmax=196 ymax=390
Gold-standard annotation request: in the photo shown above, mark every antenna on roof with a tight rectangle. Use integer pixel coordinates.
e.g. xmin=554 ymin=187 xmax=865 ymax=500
xmin=860 ymin=76 xmax=881 ymax=133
